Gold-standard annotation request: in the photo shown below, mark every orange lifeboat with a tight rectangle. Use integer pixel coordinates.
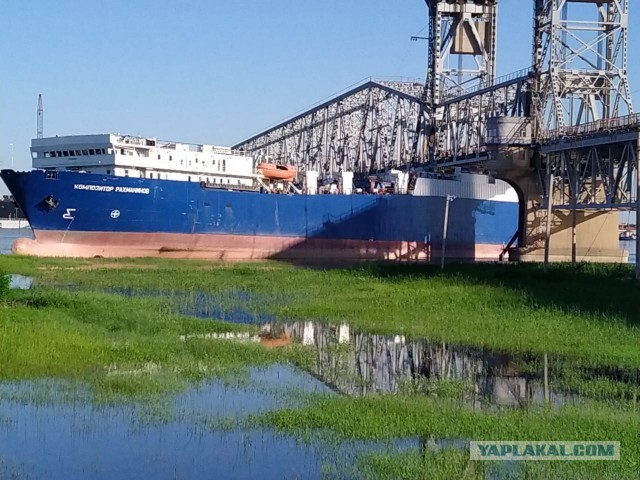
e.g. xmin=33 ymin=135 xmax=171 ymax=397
xmin=258 ymin=333 xmax=292 ymax=349
xmin=257 ymin=162 xmax=297 ymax=181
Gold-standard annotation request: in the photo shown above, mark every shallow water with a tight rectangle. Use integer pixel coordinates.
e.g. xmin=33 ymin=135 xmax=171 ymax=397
xmin=70 ymin=286 xmax=640 ymax=407
xmin=0 ymin=228 xmax=32 ymax=255
xmin=3 ymin=234 xmax=639 ymax=478
xmin=114 ymin=287 xmax=636 ymax=407
xmin=241 ymin=320 xmax=640 ymax=408
xmin=8 ymin=274 xmax=33 ymax=289
xmin=620 ymin=238 xmax=636 ymax=264
xmin=0 ymin=364 xmax=416 ymax=480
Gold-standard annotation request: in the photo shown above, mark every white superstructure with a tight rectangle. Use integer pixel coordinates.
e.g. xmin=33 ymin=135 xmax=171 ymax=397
xmin=30 ymin=134 xmax=255 ymax=187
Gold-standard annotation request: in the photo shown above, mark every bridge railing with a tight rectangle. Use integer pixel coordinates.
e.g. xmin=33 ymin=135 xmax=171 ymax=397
xmin=545 ymin=113 xmax=640 ymax=142
xmin=441 ymin=67 xmax=533 ymax=100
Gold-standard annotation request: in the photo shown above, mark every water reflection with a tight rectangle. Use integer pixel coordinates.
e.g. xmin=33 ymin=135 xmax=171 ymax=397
xmin=107 ymin=287 xmax=639 ymax=408
xmin=245 ymin=321 xmax=638 ymax=408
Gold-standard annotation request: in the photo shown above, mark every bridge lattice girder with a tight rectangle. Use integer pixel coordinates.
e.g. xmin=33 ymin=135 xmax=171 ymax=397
xmin=233 ymin=80 xmax=428 ymax=177
xmin=233 ymin=0 xmax=640 ymax=209
xmin=233 ymin=73 xmax=533 ymax=177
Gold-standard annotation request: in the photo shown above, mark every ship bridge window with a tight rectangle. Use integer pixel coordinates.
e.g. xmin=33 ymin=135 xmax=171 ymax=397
xmin=82 ymin=150 xmax=89 ymax=156
xmin=222 ymin=159 xmax=226 ymax=172
xmin=63 ymin=151 xmax=69 ymax=156
xmin=56 ymin=151 xmax=62 ymax=157
xmin=89 ymin=149 xmax=96 ymax=155
xmin=44 ymin=152 xmax=51 ymax=158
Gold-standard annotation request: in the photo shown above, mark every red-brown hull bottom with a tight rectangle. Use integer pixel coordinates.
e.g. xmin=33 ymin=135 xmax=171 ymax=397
xmin=14 ymin=230 xmax=504 ymax=262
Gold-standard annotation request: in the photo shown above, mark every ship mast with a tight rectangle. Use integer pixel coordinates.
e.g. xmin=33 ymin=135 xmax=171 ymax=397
xmin=37 ymin=94 xmax=43 ymax=139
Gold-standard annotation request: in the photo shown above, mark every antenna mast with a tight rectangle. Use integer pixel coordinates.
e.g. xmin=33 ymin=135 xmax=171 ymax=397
xmin=37 ymin=94 xmax=43 ymax=139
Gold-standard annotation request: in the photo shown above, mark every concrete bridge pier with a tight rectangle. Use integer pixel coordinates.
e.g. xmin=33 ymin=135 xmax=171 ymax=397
xmin=487 ymin=149 xmax=627 ymax=264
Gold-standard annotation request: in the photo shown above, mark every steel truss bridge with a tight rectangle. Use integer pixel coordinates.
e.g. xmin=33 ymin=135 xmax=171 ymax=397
xmin=234 ymin=0 xmax=640 ymax=211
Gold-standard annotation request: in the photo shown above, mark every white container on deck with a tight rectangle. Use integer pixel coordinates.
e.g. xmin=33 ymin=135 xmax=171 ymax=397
xmin=341 ymin=171 xmax=354 ymax=195
xmin=305 ymin=171 xmax=319 ymax=195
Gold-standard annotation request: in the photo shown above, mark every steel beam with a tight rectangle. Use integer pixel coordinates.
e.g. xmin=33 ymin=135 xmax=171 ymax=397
xmin=532 ymin=0 xmax=634 ymax=138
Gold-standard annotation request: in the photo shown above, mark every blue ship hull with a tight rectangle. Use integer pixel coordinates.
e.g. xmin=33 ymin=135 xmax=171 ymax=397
xmin=0 ymin=169 xmax=518 ymax=261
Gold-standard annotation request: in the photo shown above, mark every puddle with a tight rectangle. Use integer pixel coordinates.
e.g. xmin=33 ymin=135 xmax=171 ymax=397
xmin=61 ymin=285 xmax=640 ymax=407
xmin=178 ymin=318 xmax=639 ymax=408
xmin=7 ymin=274 xmax=33 ymax=290
xmin=106 ymin=287 xmax=276 ymax=325
xmin=14 ymin=280 xmax=640 ymax=408
xmin=0 ymin=365 xmax=421 ymax=480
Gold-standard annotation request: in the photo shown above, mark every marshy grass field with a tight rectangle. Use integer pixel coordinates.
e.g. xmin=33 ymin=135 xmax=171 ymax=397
xmin=1 ymin=256 xmax=640 ymax=479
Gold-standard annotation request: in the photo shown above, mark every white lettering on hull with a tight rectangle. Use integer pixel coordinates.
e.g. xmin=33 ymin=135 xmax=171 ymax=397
xmin=73 ymin=184 xmax=150 ymax=195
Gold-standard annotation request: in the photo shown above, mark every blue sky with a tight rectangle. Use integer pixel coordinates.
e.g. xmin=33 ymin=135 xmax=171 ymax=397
xmin=1 ymin=0 xmax=639 ymax=195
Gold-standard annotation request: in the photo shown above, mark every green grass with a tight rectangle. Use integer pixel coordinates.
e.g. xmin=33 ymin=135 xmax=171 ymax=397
xmin=251 ymin=394 xmax=640 ymax=478
xmin=0 ymin=287 xmax=311 ymax=399
xmin=0 ymin=271 xmax=8 ymax=301
xmin=2 ymin=257 xmax=640 ymax=478
xmin=358 ymin=448 xmax=632 ymax=480
xmin=4 ymin=257 xmax=640 ymax=366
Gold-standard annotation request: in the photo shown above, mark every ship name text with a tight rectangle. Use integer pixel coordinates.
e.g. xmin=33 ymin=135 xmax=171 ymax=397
xmin=73 ymin=184 xmax=150 ymax=195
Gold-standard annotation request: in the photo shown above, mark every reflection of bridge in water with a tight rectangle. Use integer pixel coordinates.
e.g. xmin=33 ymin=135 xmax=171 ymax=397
xmin=234 ymin=0 xmax=640 ymax=266
xmin=261 ymin=321 xmax=587 ymax=408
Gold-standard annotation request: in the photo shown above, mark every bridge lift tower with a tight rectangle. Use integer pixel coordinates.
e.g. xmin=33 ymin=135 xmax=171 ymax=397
xmin=425 ymin=0 xmax=498 ymax=107
xmin=421 ymin=0 xmax=499 ymax=163
xmin=532 ymin=0 xmax=633 ymax=136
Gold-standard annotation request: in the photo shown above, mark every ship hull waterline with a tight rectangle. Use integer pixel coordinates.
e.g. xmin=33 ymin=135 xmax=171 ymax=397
xmin=15 ymin=230 xmax=504 ymax=261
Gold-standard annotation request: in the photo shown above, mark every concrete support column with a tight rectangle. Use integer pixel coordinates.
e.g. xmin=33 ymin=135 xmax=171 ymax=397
xmin=488 ymin=148 xmax=627 ymax=263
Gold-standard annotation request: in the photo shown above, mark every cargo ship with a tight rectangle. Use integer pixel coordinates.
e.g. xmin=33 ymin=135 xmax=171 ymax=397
xmin=0 ymin=134 xmax=519 ymax=261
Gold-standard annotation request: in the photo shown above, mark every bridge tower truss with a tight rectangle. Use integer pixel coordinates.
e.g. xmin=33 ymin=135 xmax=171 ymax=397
xmin=532 ymin=0 xmax=634 ymax=137
xmin=425 ymin=0 xmax=498 ymax=106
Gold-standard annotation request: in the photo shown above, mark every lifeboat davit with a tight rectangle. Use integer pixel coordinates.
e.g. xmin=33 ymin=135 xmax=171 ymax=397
xmin=257 ymin=162 xmax=296 ymax=181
